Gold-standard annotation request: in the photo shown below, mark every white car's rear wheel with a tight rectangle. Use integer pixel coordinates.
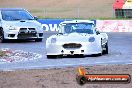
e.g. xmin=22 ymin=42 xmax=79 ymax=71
xmin=103 ymin=42 xmax=108 ymax=54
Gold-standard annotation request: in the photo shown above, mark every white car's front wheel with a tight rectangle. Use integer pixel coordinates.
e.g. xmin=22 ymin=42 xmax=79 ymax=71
xmin=47 ymin=55 xmax=58 ymax=59
xmin=0 ymin=28 xmax=6 ymax=43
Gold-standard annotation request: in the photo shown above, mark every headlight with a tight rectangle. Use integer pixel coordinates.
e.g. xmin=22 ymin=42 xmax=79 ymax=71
xmin=51 ymin=38 xmax=57 ymax=43
xmin=89 ymin=37 xmax=95 ymax=42
xmin=36 ymin=25 xmax=43 ymax=30
xmin=6 ymin=25 xmax=17 ymax=30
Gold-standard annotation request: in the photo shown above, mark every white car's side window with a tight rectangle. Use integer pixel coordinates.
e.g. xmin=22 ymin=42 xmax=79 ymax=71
xmin=0 ymin=17 xmax=1 ymax=27
xmin=0 ymin=14 xmax=1 ymax=21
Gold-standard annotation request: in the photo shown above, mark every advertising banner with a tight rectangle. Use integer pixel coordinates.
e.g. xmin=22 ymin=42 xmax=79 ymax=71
xmin=96 ymin=20 xmax=132 ymax=32
xmin=38 ymin=19 xmax=132 ymax=32
xmin=37 ymin=19 xmax=65 ymax=31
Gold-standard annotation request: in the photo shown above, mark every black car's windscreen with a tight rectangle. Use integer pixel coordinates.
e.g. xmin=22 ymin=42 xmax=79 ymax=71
xmin=1 ymin=10 xmax=34 ymax=21
xmin=63 ymin=23 xmax=94 ymax=34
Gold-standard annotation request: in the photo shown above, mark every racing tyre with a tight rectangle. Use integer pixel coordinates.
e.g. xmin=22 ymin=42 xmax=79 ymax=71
xmin=35 ymin=38 xmax=43 ymax=42
xmin=76 ymin=76 xmax=87 ymax=85
xmin=0 ymin=29 xmax=6 ymax=43
xmin=98 ymin=53 xmax=102 ymax=56
xmin=47 ymin=55 xmax=58 ymax=59
xmin=103 ymin=42 xmax=108 ymax=54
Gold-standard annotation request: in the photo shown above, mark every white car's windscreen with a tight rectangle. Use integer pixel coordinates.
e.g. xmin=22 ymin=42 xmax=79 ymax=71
xmin=1 ymin=10 xmax=34 ymax=21
xmin=62 ymin=23 xmax=94 ymax=34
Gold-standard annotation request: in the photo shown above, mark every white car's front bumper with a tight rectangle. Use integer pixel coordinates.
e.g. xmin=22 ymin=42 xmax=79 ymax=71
xmin=4 ymin=30 xmax=43 ymax=39
xmin=46 ymin=42 xmax=102 ymax=56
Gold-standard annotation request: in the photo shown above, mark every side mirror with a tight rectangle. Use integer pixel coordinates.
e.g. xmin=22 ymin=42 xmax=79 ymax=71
xmin=96 ymin=31 xmax=100 ymax=35
xmin=34 ymin=16 xmax=38 ymax=20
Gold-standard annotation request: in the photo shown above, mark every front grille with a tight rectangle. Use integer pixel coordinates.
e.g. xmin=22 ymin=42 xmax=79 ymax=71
xmin=18 ymin=33 xmax=37 ymax=39
xmin=20 ymin=28 xmax=27 ymax=31
xmin=19 ymin=28 xmax=27 ymax=33
xmin=63 ymin=43 xmax=82 ymax=48
xmin=18 ymin=28 xmax=37 ymax=39
xmin=28 ymin=28 xmax=35 ymax=31
xmin=19 ymin=28 xmax=36 ymax=34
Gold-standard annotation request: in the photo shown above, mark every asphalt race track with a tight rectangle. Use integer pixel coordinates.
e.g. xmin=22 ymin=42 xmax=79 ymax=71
xmin=0 ymin=32 xmax=132 ymax=70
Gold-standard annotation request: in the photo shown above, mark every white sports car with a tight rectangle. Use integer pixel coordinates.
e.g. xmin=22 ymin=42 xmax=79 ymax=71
xmin=46 ymin=20 xmax=108 ymax=58
xmin=0 ymin=8 xmax=43 ymax=42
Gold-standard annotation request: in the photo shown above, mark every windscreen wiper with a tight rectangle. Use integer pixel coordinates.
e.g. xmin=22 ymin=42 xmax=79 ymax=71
xmin=13 ymin=19 xmax=22 ymax=20
xmin=28 ymin=19 xmax=34 ymax=20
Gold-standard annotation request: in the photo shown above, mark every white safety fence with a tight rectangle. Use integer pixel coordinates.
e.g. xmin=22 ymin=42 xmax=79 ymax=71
xmin=96 ymin=20 xmax=132 ymax=32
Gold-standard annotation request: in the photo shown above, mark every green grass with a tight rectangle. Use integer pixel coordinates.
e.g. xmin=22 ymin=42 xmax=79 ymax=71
xmin=0 ymin=51 xmax=6 ymax=57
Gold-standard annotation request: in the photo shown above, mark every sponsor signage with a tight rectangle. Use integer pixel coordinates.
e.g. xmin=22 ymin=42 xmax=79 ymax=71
xmin=37 ymin=19 xmax=132 ymax=32
xmin=37 ymin=19 xmax=65 ymax=31
xmin=76 ymin=67 xmax=131 ymax=85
